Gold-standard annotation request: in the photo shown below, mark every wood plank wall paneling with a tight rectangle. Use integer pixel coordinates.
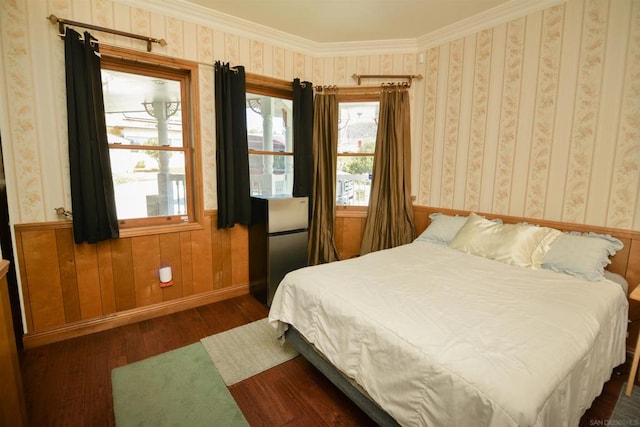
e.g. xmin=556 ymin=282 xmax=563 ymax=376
xmin=97 ymin=240 xmax=116 ymax=315
xmin=74 ymin=242 xmax=103 ymax=320
xmin=628 ymin=239 xmax=640 ymax=321
xmin=332 ymin=206 xmax=640 ymax=281
xmin=220 ymin=226 xmax=233 ymax=288
xmin=335 ymin=211 xmax=367 ymax=260
xmin=132 ymin=235 xmax=163 ymax=307
xmin=412 ymin=206 xmax=640 ymax=294
xmin=13 ymin=235 xmax=32 ymax=333
xmin=16 ymin=206 xmax=639 ymax=347
xmin=15 ymin=211 xmax=249 ymax=345
xmin=160 ymin=232 xmax=183 ymax=301
xmin=335 ymin=206 xmax=640 ymax=292
xmin=347 ymin=218 xmax=366 ymax=260
xmin=413 ymin=208 xmax=431 ymax=237
xmin=21 ymin=230 xmax=65 ymax=332
xmin=192 ymin=217 xmax=215 ymax=294
xmin=211 ymin=222 xmax=224 ymax=288
xmin=231 ymin=226 xmax=249 ymax=288
xmin=180 ymin=231 xmax=194 ymax=296
xmin=55 ymin=228 xmax=81 ymax=323
xmin=111 ymin=238 xmax=136 ymax=312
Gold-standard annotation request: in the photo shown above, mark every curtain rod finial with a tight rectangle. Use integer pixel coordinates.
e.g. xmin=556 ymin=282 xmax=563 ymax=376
xmin=158 ymin=39 xmax=167 ymax=47
xmin=47 ymin=14 xmax=58 ymax=24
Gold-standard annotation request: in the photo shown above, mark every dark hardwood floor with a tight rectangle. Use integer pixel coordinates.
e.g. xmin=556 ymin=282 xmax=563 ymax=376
xmin=19 ymin=294 xmax=630 ymax=426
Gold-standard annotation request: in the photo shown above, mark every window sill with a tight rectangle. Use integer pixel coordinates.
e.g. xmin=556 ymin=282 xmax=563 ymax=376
xmin=118 ymin=221 xmax=205 ymax=238
xmin=336 ymin=206 xmax=368 ymax=218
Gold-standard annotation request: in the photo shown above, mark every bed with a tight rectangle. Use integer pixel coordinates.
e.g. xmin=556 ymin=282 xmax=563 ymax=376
xmin=268 ymin=212 xmax=631 ymax=427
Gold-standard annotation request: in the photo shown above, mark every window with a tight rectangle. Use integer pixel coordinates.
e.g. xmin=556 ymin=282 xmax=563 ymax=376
xmin=100 ymin=49 xmax=201 ymax=230
xmin=245 ymin=75 xmax=294 ymax=198
xmin=336 ymin=101 xmax=379 ymax=206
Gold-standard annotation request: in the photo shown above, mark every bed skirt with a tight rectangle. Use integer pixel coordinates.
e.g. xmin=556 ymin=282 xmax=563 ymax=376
xmin=285 ymin=325 xmax=400 ymax=427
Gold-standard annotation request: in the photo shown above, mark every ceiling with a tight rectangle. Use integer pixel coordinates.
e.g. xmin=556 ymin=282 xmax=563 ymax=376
xmin=180 ymin=0 xmax=514 ymax=43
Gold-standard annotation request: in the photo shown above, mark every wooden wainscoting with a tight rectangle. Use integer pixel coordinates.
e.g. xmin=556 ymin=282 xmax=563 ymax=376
xmin=15 ymin=205 xmax=640 ymax=348
xmin=338 ymin=205 xmax=640 ymax=308
xmin=335 ymin=207 xmax=367 ymax=260
xmin=412 ymin=206 xmax=640 ymax=294
xmin=414 ymin=205 xmax=640 ymax=352
xmin=15 ymin=211 xmax=249 ymax=348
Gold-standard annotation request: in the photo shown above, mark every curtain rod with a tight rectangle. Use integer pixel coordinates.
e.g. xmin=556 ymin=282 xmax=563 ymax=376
xmin=352 ymin=73 xmax=423 ymax=86
xmin=47 ymin=14 xmax=167 ymax=52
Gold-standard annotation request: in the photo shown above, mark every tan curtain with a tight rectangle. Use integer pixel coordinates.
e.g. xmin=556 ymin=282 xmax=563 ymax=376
xmin=308 ymin=93 xmax=340 ymax=265
xmin=360 ymin=87 xmax=415 ymax=255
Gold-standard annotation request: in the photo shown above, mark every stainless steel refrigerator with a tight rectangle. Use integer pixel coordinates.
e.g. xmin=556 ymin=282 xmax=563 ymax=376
xmin=249 ymin=196 xmax=309 ymax=306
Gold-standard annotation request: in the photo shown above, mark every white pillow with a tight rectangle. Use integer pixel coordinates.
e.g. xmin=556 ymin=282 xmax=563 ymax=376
xmin=449 ymin=213 xmax=562 ymax=269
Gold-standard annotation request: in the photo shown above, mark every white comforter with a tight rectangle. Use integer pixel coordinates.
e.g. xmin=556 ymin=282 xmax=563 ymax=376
xmin=269 ymin=241 xmax=628 ymax=427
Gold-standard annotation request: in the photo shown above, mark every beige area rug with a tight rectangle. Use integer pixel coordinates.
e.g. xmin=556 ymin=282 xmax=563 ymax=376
xmin=200 ymin=318 xmax=299 ymax=385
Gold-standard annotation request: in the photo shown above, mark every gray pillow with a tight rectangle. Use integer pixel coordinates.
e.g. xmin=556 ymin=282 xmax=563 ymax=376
xmin=414 ymin=213 xmax=468 ymax=245
xmin=541 ymin=232 xmax=624 ymax=281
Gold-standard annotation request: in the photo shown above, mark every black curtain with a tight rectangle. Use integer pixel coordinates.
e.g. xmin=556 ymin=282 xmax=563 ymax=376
xmin=292 ymin=78 xmax=313 ymax=199
xmin=214 ymin=62 xmax=250 ymax=228
xmin=64 ymin=28 xmax=119 ymax=244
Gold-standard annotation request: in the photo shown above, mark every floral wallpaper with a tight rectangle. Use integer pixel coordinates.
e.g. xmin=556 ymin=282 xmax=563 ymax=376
xmin=414 ymin=0 xmax=640 ymax=230
xmin=608 ymin=0 xmax=640 ymax=229
xmin=563 ymin=0 xmax=608 ymax=224
xmin=440 ymin=38 xmax=464 ymax=209
xmin=524 ymin=5 xmax=564 ymax=220
xmin=493 ymin=17 xmax=525 ymax=215
xmin=417 ymin=47 xmax=439 ymax=205
xmin=0 ymin=0 xmax=638 ymax=230
xmin=464 ymin=29 xmax=493 ymax=212
xmin=0 ymin=0 xmax=414 ymax=219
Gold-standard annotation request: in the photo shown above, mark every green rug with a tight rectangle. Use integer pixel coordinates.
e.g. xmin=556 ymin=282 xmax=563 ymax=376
xmin=111 ymin=343 xmax=248 ymax=427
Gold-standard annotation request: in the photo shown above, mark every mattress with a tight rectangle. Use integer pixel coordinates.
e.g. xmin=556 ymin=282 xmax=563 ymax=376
xmin=268 ymin=241 xmax=628 ymax=427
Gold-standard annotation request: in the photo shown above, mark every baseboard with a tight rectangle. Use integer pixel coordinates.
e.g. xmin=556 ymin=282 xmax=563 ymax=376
xmin=22 ymin=285 xmax=250 ymax=349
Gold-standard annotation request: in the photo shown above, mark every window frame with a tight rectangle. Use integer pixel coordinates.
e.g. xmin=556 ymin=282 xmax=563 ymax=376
xmin=100 ymin=46 xmax=204 ymax=237
xmin=245 ymin=73 xmax=295 ymax=197
xmin=336 ymin=93 xmax=380 ymax=210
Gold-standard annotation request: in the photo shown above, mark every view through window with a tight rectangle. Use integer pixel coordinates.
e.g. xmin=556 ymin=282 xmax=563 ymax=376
xmin=101 ymin=58 xmax=196 ymax=227
xmin=336 ymin=101 xmax=379 ymax=206
xmin=246 ymin=93 xmax=293 ymax=197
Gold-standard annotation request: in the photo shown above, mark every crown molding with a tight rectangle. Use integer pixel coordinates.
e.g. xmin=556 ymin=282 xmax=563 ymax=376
xmin=417 ymin=0 xmax=567 ymax=50
xmin=113 ymin=0 xmax=317 ymax=55
xmin=114 ymin=0 xmax=566 ymax=58
xmin=115 ymin=0 xmax=420 ymax=57
xmin=313 ymin=39 xmax=419 ymax=57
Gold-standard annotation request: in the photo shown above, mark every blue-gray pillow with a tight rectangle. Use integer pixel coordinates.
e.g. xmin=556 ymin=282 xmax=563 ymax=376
xmin=414 ymin=213 xmax=469 ymax=245
xmin=541 ymin=232 xmax=624 ymax=281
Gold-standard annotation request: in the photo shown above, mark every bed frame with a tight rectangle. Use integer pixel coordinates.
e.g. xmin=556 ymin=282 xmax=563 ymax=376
xmin=289 ymin=208 xmax=640 ymax=425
